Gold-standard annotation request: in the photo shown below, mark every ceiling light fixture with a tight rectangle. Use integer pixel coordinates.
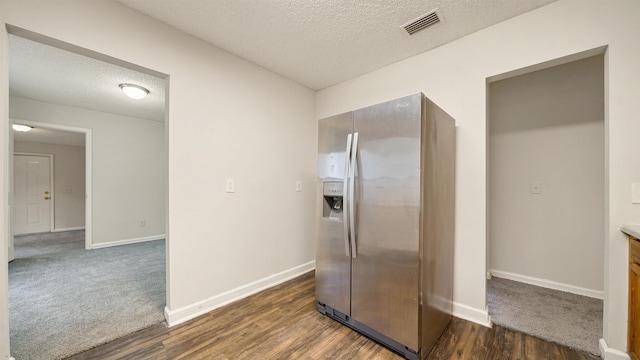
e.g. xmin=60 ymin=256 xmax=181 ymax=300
xmin=119 ymin=83 xmax=149 ymax=100
xmin=12 ymin=124 xmax=33 ymax=132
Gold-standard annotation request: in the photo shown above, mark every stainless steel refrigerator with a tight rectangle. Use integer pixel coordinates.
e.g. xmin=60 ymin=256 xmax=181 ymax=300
xmin=316 ymin=92 xmax=455 ymax=360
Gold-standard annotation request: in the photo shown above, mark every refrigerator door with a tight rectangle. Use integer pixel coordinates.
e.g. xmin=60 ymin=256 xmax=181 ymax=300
xmin=350 ymin=93 xmax=422 ymax=351
xmin=316 ymin=112 xmax=353 ymax=316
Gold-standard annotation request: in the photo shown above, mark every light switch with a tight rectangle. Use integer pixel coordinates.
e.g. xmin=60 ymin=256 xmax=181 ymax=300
xmin=226 ymin=179 xmax=235 ymax=193
xmin=633 ymin=183 xmax=640 ymax=204
xmin=296 ymin=180 xmax=302 ymax=192
xmin=530 ymin=181 xmax=541 ymax=194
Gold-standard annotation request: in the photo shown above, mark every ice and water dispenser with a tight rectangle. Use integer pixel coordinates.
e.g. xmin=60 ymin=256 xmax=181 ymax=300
xmin=322 ymin=181 xmax=343 ymax=220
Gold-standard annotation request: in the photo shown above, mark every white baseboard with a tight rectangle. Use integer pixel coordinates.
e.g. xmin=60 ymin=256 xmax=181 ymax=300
xmin=52 ymin=226 xmax=85 ymax=232
xmin=490 ymin=269 xmax=604 ymax=300
xmin=452 ymin=301 xmax=492 ymax=328
xmin=89 ymin=234 xmax=165 ymax=249
xmin=599 ymin=338 xmax=630 ymax=360
xmin=165 ymin=260 xmax=316 ymax=327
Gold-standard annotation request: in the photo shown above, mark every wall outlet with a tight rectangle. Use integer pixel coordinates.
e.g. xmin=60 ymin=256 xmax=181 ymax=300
xmin=138 ymin=219 xmax=146 ymax=227
xmin=296 ymin=180 xmax=302 ymax=192
xmin=530 ymin=181 xmax=541 ymax=194
xmin=633 ymin=183 xmax=640 ymax=204
xmin=226 ymin=179 xmax=235 ymax=193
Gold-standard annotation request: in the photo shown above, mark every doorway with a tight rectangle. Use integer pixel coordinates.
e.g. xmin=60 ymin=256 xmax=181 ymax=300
xmin=486 ymin=53 xmax=605 ymax=355
xmin=10 ymin=122 xmax=91 ymax=249
xmin=6 ymin=32 xmax=168 ymax=360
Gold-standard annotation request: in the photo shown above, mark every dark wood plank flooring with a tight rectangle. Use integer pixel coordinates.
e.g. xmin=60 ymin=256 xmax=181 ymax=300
xmin=67 ymin=271 xmax=597 ymax=360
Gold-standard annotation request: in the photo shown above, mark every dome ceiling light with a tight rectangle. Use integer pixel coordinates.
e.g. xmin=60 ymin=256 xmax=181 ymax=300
xmin=12 ymin=124 xmax=33 ymax=132
xmin=119 ymin=83 xmax=150 ymax=100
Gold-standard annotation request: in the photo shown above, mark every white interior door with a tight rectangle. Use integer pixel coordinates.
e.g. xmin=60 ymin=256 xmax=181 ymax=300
xmin=13 ymin=155 xmax=52 ymax=235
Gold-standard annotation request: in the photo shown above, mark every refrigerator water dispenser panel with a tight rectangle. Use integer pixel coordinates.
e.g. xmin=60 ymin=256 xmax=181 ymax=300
xmin=322 ymin=181 xmax=343 ymax=219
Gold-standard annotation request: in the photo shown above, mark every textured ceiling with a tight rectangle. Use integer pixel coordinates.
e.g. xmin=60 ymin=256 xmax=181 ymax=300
xmin=8 ymin=0 xmax=557 ymax=138
xmin=9 ymin=35 xmax=166 ymax=122
xmin=116 ymin=0 xmax=557 ymax=90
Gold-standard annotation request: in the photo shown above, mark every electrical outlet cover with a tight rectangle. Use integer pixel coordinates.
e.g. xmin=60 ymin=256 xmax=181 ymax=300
xmin=530 ymin=181 xmax=541 ymax=194
xmin=633 ymin=183 xmax=640 ymax=204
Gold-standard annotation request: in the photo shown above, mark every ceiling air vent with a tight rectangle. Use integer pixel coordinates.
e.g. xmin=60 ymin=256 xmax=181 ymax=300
xmin=402 ymin=10 xmax=441 ymax=36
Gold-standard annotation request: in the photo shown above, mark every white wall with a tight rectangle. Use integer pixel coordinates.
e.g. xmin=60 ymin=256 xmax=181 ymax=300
xmin=0 ymin=1 xmax=317 ymax=356
xmin=489 ymin=55 xmax=604 ymax=296
xmin=10 ymin=97 xmax=165 ymax=246
xmin=14 ymin=140 xmax=85 ymax=231
xmin=316 ymin=0 xmax=640 ymax=357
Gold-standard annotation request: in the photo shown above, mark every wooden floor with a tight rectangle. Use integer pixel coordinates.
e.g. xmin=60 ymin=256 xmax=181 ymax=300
xmin=68 ymin=271 xmax=597 ymax=360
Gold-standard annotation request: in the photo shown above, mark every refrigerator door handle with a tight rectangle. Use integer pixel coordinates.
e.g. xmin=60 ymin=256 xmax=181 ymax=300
xmin=349 ymin=132 xmax=359 ymax=259
xmin=342 ymin=133 xmax=353 ymax=257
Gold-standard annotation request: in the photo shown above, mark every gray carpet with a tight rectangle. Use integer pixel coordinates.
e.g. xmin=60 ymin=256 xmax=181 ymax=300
xmin=487 ymin=277 xmax=602 ymax=356
xmin=9 ymin=231 xmax=166 ymax=360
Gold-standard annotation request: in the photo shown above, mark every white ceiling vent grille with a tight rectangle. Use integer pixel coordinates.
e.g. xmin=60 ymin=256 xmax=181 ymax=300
xmin=402 ymin=10 xmax=441 ymax=36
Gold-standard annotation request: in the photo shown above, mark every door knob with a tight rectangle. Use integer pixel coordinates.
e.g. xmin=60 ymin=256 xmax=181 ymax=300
xmin=44 ymin=191 xmax=49 ymax=195
xmin=44 ymin=196 xmax=50 ymax=200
